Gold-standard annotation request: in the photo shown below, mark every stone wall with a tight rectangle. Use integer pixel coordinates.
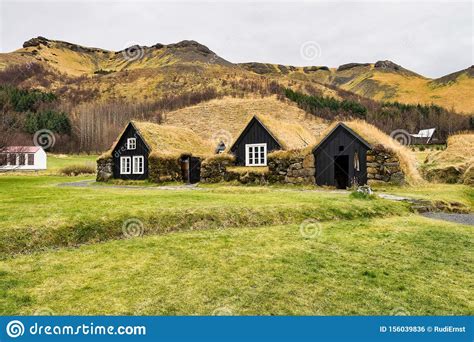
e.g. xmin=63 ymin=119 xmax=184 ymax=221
xmin=267 ymin=151 xmax=315 ymax=185
xmin=200 ymin=151 xmax=316 ymax=185
xmin=367 ymin=145 xmax=405 ymax=185
xmin=96 ymin=157 xmax=113 ymax=182
xmin=200 ymin=154 xmax=236 ymax=183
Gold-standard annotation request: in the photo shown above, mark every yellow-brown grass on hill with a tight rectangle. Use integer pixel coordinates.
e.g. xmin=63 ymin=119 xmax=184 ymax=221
xmin=428 ymin=133 xmax=474 ymax=167
xmin=305 ymin=120 xmax=423 ymax=185
xmin=163 ymin=96 xmax=328 ymax=145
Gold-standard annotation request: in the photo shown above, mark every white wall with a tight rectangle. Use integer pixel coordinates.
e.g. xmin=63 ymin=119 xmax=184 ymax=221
xmin=0 ymin=148 xmax=47 ymax=171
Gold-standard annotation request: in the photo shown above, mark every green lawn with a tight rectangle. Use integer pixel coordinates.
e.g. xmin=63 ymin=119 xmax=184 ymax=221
xmin=372 ymin=183 xmax=474 ymax=210
xmin=0 ymin=173 xmax=472 ymax=315
xmin=0 ymin=175 xmax=408 ymax=256
xmin=0 ymin=216 xmax=472 ymax=315
xmin=46 ymin=154 xmax=98 ymax=173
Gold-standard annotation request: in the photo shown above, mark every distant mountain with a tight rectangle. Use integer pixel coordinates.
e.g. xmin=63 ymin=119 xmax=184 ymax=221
xmin=0 ymin=36 xmax=472 ymax=114
xmin=240 ymin=61 xmax=474 ymax=114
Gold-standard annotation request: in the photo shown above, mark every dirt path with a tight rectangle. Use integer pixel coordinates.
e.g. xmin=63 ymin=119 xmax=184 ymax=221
xmin=420 ymin=212 xmax=474 ymax=226
xmin=57 ymin=180 xmax=201 ymax=190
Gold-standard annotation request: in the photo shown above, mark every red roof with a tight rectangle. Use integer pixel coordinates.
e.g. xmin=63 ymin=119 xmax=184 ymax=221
xmin=0 ymin=146 xmax=41 ymax=153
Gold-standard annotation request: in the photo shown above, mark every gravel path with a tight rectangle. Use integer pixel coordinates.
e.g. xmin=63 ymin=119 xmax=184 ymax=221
xmin=421 ymin=212 xmax=474 ymax=226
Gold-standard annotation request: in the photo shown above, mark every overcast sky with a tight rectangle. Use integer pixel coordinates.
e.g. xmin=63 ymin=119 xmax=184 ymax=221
xmin=0 ymin=0 xmax=472 ymax=78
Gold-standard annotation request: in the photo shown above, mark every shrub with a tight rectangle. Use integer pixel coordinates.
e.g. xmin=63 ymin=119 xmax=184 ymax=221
xmin=350 ymin=191 xmax=376 ymax=200
xmin=59 ymin=164 xmax=96 ymax=176
xmin=419 ymin=146 xmax=426 ymax=151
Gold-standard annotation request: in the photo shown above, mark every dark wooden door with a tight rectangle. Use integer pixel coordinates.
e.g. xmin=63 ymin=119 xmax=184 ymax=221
xmin=189 ymin=157 xmax=201 ymax=184
xmin=334 ymin=155 xmax=349 ymax=189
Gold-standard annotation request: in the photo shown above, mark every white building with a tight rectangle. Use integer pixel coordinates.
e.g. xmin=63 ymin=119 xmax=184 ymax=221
xmin=0 ymin=146 xmax=47 ymax=171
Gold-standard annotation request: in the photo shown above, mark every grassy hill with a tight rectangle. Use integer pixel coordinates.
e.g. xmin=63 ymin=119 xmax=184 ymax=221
xmin=163 ymin=96 xmax=328 ymax=144
xmin=423 ymin=133 xmax=474 ymax=184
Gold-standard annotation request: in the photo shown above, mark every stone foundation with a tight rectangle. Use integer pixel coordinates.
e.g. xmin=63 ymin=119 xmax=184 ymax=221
xmin=96 ymin=157 xmax=113 ymax=182
xmin=366 ymin=145 xmax=405 ymax=185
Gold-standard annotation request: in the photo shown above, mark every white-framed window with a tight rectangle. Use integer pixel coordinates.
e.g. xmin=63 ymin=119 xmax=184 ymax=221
xmin=120 ymin=156 xmax=131 ymax=174
xmin=133 ymin=156 xmax=144 ymax=174
xmin=245 ymin=143 xmax=267 ymax=166
xmin=127 ymin=138 xmax=137 ymax=150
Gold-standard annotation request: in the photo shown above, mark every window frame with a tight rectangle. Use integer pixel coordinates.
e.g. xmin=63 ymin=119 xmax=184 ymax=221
xmin=27 ymin=153 xmax=34 ymax=166
xmin=132 ymin=156 xmax=144 ymax=174
xmin=245 ymin=143 xmax=267 ymax=166
xmin=120 ymin=156 xmax=131 ymax=174
xmin=127 ymin=138 xmax=137 ymax=150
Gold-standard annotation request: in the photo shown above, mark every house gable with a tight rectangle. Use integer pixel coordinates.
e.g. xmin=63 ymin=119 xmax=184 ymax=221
xmin=230 ymin=116 xmax=282 ymax=166
xmin=312 ymin=123 xmax=372 ymax=187
xmin=112 ymin=122 xmax=150 ymax=180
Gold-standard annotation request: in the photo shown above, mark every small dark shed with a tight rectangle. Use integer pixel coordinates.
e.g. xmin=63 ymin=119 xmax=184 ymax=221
xmin=112 ymin=122 xmax=150 ymax=180
xmin=312 ymin=123 xmax=372 ymax=188
xmin=229 ymin=116 xmax=282 ymax=166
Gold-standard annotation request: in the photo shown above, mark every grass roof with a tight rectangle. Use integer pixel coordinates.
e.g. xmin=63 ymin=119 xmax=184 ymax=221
xmin=254 ymin=115 xmax=317 ymax=150
xmin=132 ymin=121 xmax=214 ymax=156
xmin=229 ymin=114 xmax=317 ymax=152
xmin=425 ymin=133 xmax=474 ymax=169
xmin=101 ymin=121 xmax=214 ymax=159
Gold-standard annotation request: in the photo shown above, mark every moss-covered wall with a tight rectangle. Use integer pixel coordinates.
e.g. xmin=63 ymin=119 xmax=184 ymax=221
xmin=148 ymin=154 xmax=183 ymax=183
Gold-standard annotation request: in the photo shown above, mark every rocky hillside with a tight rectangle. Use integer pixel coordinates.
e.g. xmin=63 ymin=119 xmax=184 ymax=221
xmin=240 ymin=61 xmax=474 ymax=114
xmin=1 ymin=36 xmax=472 ymax=113
xmin=0 ymin=36 xmax=335 ymax=102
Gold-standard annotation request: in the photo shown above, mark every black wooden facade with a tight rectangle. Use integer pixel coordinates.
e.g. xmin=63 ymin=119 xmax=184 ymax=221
xmin=230 ymin=116 xmax=281 ymax=166
xmin=112 ymin=122 xmax=150 ymax=180
xmin=312 ymin=123 xmax=371 ymax=188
